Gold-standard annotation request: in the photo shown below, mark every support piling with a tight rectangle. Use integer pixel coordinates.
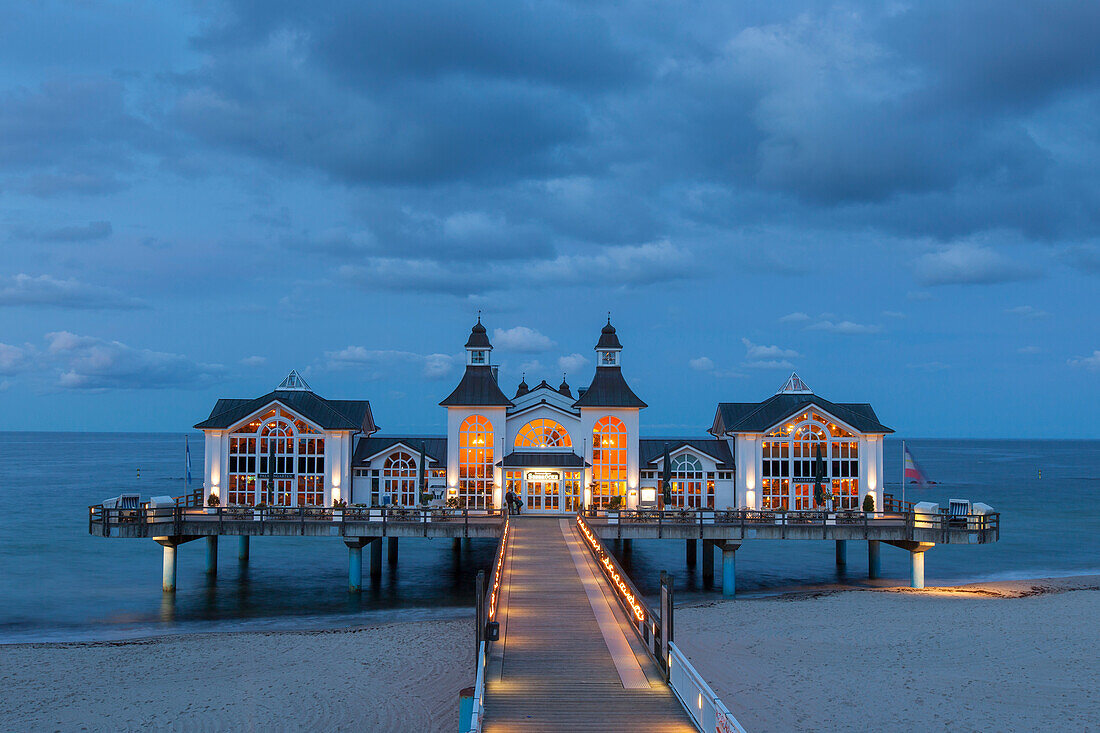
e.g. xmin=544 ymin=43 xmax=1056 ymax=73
xmin=686 ymin=539 xmax=697 ymax=568
xmin=388 ymin=537 xmax=399 ymax=566
xmin=370 ymin=537 xmax=383 ymax=578
xmin=868 ymin=540 xmax=881 ymax=579
xmin=205 ymin=536 xmax=218 ymax=576
xmin=701 ymin=539 xmax=715 ymax=582
xmin=162 ymin=544 xmax=177 ymax=593
xmin=835 ymin=539 xmax=847 ymax=567
xmin=721 ymin=543 xmax=738 ymax=598
xmin=238 ymin=536 xmax=250 ymax=562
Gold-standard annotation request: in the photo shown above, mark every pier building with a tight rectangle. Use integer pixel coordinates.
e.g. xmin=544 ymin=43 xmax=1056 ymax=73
xmin=193 ymin=318 xmax=891 ymax=516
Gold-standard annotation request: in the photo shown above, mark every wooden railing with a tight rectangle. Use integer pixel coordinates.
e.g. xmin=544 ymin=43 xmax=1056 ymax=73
xmin=582 ymin=507 xmax=1000 ymax=542
xmin=89 ymin=504 xmax=505 ymax=537
xmin=467 ymin=516 xmax=510 ymax=733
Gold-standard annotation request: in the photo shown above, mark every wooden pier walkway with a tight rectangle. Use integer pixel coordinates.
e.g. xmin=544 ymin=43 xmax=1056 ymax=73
xmin=483 ymin=517 xmax=694 ymax=732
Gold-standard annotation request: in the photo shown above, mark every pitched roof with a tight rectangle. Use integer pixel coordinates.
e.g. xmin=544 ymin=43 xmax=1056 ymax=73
xmin=711 ymin=393 xmax=892 ymax=435
xmin=496 ymin=451 xmax=589 ymax=468
xmin=465 ymin=319 xmax=491 ymax=349
xmin=194 ymin=390 xmax=376 ymax=432
xmin=352 ymin=435 xmax=447 ymax=466
xmin=573 ymin=366 xmax=647 ymax=408
xmin=439 ymin=366 xmax=513 ymax=407
xmin=639 ymin=438 xmax=735 ymax=469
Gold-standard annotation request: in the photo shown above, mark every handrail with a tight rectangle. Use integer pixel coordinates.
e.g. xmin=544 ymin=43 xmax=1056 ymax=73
xmin=668 ymin=641 xmax=747 ymax=733
xmin=575 ymin=515 xmax=661 ymax=663
xmin=579 ymin=507 xmax=999 ymax=541
xmin=466 ymin=641 xmax=487 ymax=733
xmin=486 ymin=516 xmax=510 ymax=625
xmin=88 ymin=504 xmax=505 ymax=527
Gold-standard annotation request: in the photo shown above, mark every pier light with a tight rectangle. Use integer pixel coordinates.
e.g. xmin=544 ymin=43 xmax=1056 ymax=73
xmin=746 ymin=489 xmax=756 ymax=508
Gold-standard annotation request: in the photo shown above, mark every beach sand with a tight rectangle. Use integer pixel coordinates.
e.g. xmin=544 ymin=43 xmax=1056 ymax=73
xmin=676 ymin=576 xmax=1100 ymax=732
xmin=2 ymin=578 xmax=1097 ymax=732
xmin=0 ymin=618 xmax=474 ymax=732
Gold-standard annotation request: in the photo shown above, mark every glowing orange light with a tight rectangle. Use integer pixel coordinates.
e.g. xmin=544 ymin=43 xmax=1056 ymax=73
xmin=575 ymin=517 xmax=645 ymax=623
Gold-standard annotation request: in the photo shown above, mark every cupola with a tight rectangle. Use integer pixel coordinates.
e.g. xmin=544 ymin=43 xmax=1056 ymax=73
xmin=465 ymin=314 xmax=492 ymax=366
xmin=515 ymin=374 xmax=530 ymax=398
xmin=558 ymin=375 xmax=572 ymax=398
xmin=595 ymin=316 xmax=622 ymax=367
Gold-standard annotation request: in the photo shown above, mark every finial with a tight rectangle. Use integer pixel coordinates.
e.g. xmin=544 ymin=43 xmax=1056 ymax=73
xmin=607 ymin=311 xmax=611 ymax=325
xmin=477 ymin=309 xmax=482 ymax=324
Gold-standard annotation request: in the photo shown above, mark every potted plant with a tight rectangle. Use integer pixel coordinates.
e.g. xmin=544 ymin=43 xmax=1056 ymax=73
xmin=332 ymin=498 xmax=346 ymax=521
xmin=863 ymin=494 xmax=875 ymax=513
xmin=205 ymin=493 xmax=220 ymax=515
xmin=607 ymin=495 xmax=622 ymax=524
xmin=253 ymin=501 xmax=267 ymax=521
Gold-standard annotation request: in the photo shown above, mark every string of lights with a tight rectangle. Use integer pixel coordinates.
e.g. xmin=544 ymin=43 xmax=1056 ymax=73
xmin=487 ymin=517 xmax=509 ymax=622
xmin=576 ymin=516 xmax=646 ymax=623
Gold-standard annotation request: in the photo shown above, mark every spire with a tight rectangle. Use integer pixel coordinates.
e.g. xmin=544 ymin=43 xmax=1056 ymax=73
xmin=515 ymin=373 xmax=530 ymax=398
xmin=277 ymin=370 xmax=312 ymax=392
xmin=777 ymin=372 xmax=812 ymax=395
xmin=558 ymin=373 xmax=572 ymax=398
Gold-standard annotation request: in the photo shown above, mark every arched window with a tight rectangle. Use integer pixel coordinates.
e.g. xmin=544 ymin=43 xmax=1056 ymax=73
xmin=459 ymin=415 xmax=494 ymax=510
xmin=383 ymin=451 xmax=418 ymax=506
xmin=761 ymin=412 xmax=859 ymax=510
xmin=668 ymin=451 xmax=704 ymax=508
xmin=592 ymin=416 xmax=627 ymax=508
xmin=515 ymin=419 xmax=572 ymax=448
xmin=226 ymin=407 xmax=325 ymax=506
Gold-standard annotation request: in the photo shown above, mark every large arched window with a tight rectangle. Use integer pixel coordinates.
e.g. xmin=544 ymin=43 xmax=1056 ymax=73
xmin=591 ymin=416 xmax=627 ymax=508
xmin=668 ymin=453 xmax=711 ymax=509
xmin=515 ymin=419 xmax=572 ymax=448
xmin=761 ymin=412 xmax=859 ymax=510
xmin=459 ymin=415 xmax=494 ymax=510
xmin=384 ymin=451 xmax=418 ymax=506
xmin=227 ymin=407 xmax=324 ymax=506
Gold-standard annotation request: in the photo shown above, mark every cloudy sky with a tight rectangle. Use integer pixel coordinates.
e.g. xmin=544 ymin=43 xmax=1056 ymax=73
xmin=2 ymin=0 xmax=1099 ymax=437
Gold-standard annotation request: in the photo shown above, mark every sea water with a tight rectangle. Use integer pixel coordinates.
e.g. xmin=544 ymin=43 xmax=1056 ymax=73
xmin=0 ymin=433 xmax=1096 ymax=643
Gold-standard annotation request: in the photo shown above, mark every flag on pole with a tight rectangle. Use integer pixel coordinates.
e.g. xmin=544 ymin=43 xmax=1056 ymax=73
xmin=185 ymin=435 xmax=192 ymax=487
xmin=903 ymin=444 xmax=928 ymax=487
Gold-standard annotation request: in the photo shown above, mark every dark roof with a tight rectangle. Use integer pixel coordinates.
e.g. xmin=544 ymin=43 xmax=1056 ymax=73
xmin=514 ymin=377 xmax=530 ymax=398
xmin=497 ymin=451 xmax=589 ymax=468
xmin=353 ymin=435 xmax=446 ymax=466
xmin=711 ymin=394 xmax=893 ymax=435
xmin=573 ymin=366 xmax=647 ymax=408
xmin=440 ymin=366 xmax=513 ymax=407
xmin=194 ymin=390 xmax=376 ymax=432
xmin=596 ymin=321 xmax=622 ymax=350
xmin=640 ymin=438 xmax=735 ymax=469
xmin=465 ymin=319 xmax=491 ymax=349
xmin=558 ymin=378 xmax=572 ymax=398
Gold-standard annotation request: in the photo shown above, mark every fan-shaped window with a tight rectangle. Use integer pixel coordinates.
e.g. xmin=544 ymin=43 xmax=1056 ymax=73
xmin=459 ymin=415 xmax=494 ymax=510
xmin=515 ymin=419 xmax=572 ymax=448
xmin=761 ymin=412 xmax=859 ymax=510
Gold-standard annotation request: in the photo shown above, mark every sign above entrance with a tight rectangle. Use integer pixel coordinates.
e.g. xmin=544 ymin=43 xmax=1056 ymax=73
xmin=526 ymin=471 xmax=561 ymax=480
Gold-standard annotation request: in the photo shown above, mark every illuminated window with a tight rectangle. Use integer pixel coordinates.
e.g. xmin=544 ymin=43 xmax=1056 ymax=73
xmin=592 ymin=416 xmax=627 ymax=508
xmin=515 ymin=419 xmax=572 ymax=448
xmin=459 ymin=415 xmax=494 ymax=510
xmin=226 ymin=407 xmax=324 ymax=506
xmin=668 ymin=453 xmax=712 ymax=509
xmin=383 ymin=451 xmax=417 ymax=506
xmin=762 ymin=413 xmax=859 ymax=509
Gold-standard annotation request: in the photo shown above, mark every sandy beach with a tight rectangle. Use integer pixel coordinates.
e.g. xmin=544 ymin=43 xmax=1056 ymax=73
xmin=2 ymin=577 xmax=1097 ymax=732
xmin=678 ymin=576 xmax=1100 ymax=732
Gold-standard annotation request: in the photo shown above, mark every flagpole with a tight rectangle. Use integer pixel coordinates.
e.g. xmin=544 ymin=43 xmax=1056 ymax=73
xmin=901 ymin=439 xmax=906 ymax=513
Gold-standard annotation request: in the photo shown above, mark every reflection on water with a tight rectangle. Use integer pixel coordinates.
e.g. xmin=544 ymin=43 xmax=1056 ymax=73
xmin=0 ymin=433 xmax=1098 ymax=642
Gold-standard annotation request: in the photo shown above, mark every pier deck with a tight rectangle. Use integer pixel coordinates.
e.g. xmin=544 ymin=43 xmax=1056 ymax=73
xmin=483 ymin=516 xmax=694 ymax=732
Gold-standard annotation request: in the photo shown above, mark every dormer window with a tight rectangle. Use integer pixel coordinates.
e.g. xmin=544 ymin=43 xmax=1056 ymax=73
xmin=471 ymin=350 xmax=487 ymax=365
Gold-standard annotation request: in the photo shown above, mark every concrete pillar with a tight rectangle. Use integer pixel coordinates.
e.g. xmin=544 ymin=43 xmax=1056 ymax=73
xmin=238 ymin=536 xmax=250 ymax=562
xmin=702 ymin=539 xmax=715 ymax=582
xmin=721 ymin=544 xmax=738 ymax=598
xmin=370 ymin=538 xmax=383 ymax=578
xmin=868 ymin=540 xmax=881 ymax=579
xmin=452 ymin=538 xmax=461 ymax=552
xmin=162 ymin=544 xmax=177 ymax=593
xmin=388 ymin=537 xmax=399 ymax=566
xmin=686 ymin=539 xmax=697 ymax=568
xmin=348 ymin=543 xmax=363 ymax=593
xmin=205 ymin=536 xmax=218 ymax=576
xmin=910 ymin=549 xmax=926 ymax=589
xmin=835 ymin=540 xmax=847 ymax=567
xmin=622 ymin=539 xmax=632 ymax=553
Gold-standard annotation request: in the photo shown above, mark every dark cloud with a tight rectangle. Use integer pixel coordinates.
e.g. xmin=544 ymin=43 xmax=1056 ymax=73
xmin=0 ymin=274 xmax=147 ymax=309
xmin=43 ymin=332 xmax=224 ymax=390
xmin=12 ymin=220 xmax=112 ymax=242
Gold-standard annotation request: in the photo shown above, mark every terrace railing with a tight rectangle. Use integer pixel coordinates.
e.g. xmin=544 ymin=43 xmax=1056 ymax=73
xmin=89 ymin=504 xmax=505 ymax=538
xmin=582 ymin=507 xmax=999 ymax=543
xmin=467 ymin=514 xmax=510 ymax=733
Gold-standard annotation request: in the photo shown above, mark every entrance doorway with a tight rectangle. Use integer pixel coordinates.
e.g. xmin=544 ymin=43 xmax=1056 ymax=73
xmin=524 ymin=471 xmax=560 ymax=513
xmin=258 ymin=478 xmax=292 ymax=505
